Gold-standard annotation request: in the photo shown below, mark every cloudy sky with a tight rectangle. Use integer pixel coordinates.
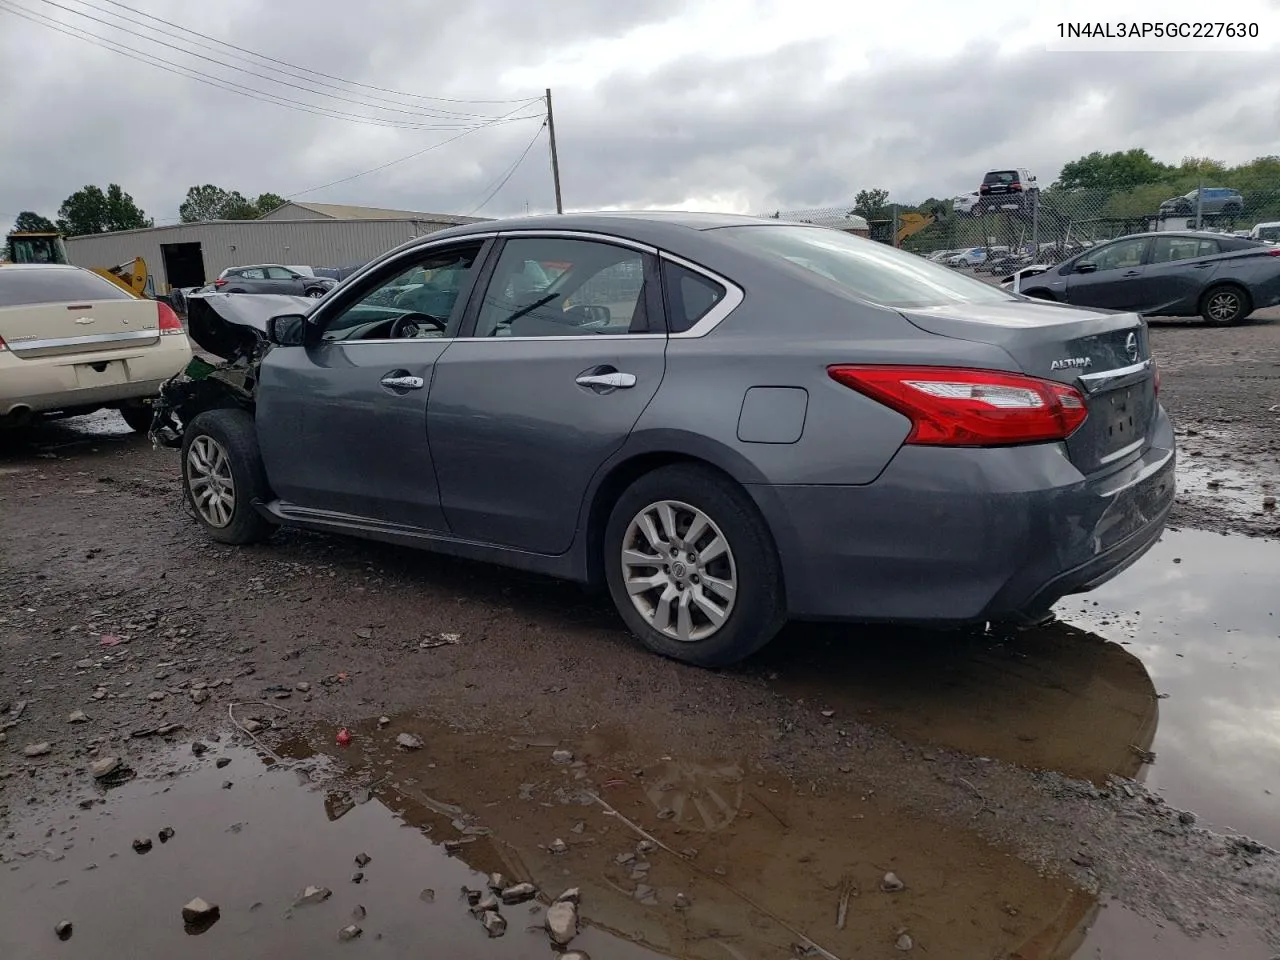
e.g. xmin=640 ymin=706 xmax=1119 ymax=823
xmin=2 ymin=0 xmax=1279 ymax=228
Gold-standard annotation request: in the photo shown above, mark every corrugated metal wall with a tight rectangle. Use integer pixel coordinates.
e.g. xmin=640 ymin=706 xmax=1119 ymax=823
xmin=64 ymin=219 xmax=458 ymax=291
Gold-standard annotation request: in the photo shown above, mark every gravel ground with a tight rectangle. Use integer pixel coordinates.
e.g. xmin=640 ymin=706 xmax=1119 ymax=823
xmin=1 ymin=310 xmax=1278 ymax=956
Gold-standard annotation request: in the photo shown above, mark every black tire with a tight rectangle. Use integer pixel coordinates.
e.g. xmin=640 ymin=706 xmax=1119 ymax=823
xmin=603 ymin=464 xmax=786 ymax=667
xmin=117 ymin=400 xmax=154 ymax=433
xmin=180 ymin=409 xmax=275 ymax=545
xmin=1199 ymin=284 xmax=1252 ymax=325
xmin=305 ymin=287 xmax=326 ymax=298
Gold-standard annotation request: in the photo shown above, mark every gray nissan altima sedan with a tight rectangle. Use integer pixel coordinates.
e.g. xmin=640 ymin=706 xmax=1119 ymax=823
xmin=156 ymin=212 xmax=1175 ymax=667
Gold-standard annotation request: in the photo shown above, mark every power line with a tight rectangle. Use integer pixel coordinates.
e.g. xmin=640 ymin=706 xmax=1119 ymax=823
xmin=281 ymin=106 xmax=545 ymax=200
xmin=466 ymin=122 xmax=548 ymax=215
xmin=0 ymin=1 xmax=541 ymax=130
xmin=29 ymin=0 xmax=515 ymax=121
xmin=93 ymin=0 xmax=538 ymax=106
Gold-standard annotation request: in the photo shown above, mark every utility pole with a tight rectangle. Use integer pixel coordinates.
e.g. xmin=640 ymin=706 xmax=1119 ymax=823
xmin=545 ymin=88 xmax=563 ymax=214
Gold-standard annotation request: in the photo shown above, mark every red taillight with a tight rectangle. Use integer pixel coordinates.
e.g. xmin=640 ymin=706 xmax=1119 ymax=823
xmin=0 ymin=334 xmax=7 ymax=352
xmin=828 ymin=365 xmax=1088 ymax=446
xmin=213 ymin=278 xmax=228 ymax=287
xmin=1265 ymin=248 xmax=1280 ymax=256
xmin=1153 ymin=364 xmax=1160 ymax=395
xmin=157 ymin=301 xmax=183 ymax=335
xmin=979 ymin=185 xmax=991 ymax=195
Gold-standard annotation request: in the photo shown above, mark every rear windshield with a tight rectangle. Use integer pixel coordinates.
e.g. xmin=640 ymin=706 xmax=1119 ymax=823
xmin=0 ymin=268 xmax=134 ymax=308
xmin=983 ymin=170 xmax=1019 ymax=184
xmin=715 ymin=225 xmax=1012 ymax=308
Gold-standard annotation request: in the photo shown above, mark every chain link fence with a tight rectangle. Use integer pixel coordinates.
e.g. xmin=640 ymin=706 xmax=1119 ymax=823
xmin=764 ymin=165 xmax=1280 ymax=276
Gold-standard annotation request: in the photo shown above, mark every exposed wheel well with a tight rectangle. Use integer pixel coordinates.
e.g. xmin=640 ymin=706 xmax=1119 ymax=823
xmin=583 ymin=452 xmax=756 ymax=591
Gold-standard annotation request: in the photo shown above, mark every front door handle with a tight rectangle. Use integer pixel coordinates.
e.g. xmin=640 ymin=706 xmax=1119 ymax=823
xmin=576 ymin=371 xmax=636 ymax=389
xmin=380 ymin=374 xmax=424 ymax=390
xmin=1121 ymin=270 xmax=1141 ymax=278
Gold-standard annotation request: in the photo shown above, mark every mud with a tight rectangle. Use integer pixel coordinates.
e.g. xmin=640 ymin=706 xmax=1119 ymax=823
xmin=2 ymin=312 xmax=1280 ymax=956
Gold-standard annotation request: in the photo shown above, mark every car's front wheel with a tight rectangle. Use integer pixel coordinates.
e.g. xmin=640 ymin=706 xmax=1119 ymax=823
xmin=180 ymin=409 xmax=275 ymax=545
xmin=1200 ymin=284 xmax=1251 ymax=325
xmin=604 ymin=464 xmax=786 ymax=667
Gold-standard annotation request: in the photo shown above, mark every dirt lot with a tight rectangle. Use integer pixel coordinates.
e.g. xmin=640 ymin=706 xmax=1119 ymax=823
xmin=1 ymin=312 xmax=1278 ymax=958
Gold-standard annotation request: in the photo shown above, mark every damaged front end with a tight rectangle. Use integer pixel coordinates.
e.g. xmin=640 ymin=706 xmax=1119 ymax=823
xmin=149 ymin=292 xmax=314 ymax=448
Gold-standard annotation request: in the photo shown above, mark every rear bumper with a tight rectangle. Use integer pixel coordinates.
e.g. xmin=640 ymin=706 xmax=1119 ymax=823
xmin=0 ymin=336 xmax=193 ymax=416
xmin=748 ymin=405 xmax=1176 ymax=624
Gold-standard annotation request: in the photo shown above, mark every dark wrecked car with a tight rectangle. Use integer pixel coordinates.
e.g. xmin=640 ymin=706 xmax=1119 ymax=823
xmin=152 ymin=213 xmax=1175 ymax=668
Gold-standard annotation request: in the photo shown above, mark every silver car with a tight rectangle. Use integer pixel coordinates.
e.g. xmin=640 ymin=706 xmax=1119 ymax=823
xmin=156 ymin=213 xmax=1175 ymax=667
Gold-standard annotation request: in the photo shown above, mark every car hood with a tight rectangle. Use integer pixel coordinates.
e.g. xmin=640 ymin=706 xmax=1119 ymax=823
xmin=185 ymin=292 xmax=314 ymax=359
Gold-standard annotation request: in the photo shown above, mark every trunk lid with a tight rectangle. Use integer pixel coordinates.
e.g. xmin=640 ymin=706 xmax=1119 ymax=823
xmin=898 ymin=300 xmax=1155 ymax=474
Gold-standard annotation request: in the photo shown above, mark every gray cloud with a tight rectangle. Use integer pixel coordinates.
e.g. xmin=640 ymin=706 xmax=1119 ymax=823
xmin=2 ymin=0 xmax=1278 ymax=231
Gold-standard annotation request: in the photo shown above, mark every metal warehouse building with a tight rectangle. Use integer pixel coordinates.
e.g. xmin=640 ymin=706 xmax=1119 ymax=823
xmin=63 ymin=202 xmax=487 ymax=294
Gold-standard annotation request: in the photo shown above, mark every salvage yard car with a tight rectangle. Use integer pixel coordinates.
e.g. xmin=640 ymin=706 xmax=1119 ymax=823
xmin=1009 ymin=230 xmax=1280 ymax=324
xmin=0 ymin=263 xmax=192 ymax=431
xmin=153 ymin=212 xmax=1175 ymax=667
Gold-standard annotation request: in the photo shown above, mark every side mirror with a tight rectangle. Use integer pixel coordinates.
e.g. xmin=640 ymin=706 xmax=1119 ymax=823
xmin=1075 ymin=261 xmax=1097 ymax=274
xmin=265 ymin=313 xmax=307 ymax=346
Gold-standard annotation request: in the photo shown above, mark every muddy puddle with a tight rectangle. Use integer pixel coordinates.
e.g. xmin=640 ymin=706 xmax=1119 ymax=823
xmin=2 ymin=718 xmax=1094 ymax=960
xmin=1174 ymin=425 xmax=1277 ymax=521
xmin=1057 ymin=528 xmax=1280 ymax=848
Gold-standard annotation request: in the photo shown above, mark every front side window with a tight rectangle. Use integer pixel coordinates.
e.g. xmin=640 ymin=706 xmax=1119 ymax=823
xmin=320 ymin=243 xmax=483 ymax=342
xmin=473 ymin=237 xmax=648 ymax=338
xmin=715 ymin=224 xmax=1011 ymax=308
xmin=1088 ymin=238 xmax=1148 ymax=272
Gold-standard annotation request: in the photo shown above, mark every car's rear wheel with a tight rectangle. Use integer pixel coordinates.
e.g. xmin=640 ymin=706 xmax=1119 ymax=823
xmin=604 ymin=464 xmax=786 ymax=667
xmin=117 ymin=400 xmax=154 ymax=433
xmin=180 ymin=409 xmax=275 ymax=545
xmin=305 ymin=288 xmax=326 ymax=298
xmin=1200 ymin=284 xmax=1251 ymax=325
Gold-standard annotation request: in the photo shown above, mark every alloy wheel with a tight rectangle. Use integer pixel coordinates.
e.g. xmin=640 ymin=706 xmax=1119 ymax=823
xmin=621 ymin=499 xmax=738 ymax=643
xmin=1206 ymin=291 xmax=1242 ymax=323
xmin=186 ymin=435 xmax=236 ymax=528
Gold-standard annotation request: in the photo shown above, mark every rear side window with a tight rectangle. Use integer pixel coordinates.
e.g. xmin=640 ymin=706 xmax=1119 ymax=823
xmin=0 ymin=268 xmax=133 ymax=308
xmin=661 ymin=261 xmax=725 ymax=333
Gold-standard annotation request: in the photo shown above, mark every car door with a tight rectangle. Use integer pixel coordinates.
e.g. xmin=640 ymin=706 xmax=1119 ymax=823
xmin=427 ymin=233 xmax=667 ymax=554
xmin=264 ymin=266 xmax=302 ymax=294
xmin=1137 ymin=235 xmax=1221 ymax=313
xmin=1062 ymin=236 xmax=1152 ymax=310
xmin=254 ymin=238 xmax=492 ymax=530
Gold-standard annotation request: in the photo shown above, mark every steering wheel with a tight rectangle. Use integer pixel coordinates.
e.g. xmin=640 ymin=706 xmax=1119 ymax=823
xmin=390 ymin=312 xmax=445 ymax=338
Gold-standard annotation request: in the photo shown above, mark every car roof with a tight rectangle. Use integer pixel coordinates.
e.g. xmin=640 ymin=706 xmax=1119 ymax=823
xmin=0 ymin=263 xmax=85 ymax=272
xmin=418 ymin=210 xmax=791 ymax=243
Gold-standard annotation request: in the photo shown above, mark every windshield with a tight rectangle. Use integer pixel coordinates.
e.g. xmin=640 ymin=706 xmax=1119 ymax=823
xmin=1255 ymin=225 xmax=1280 ymax=242
xmin=715 ymin=225 xmax=1013 ymax=308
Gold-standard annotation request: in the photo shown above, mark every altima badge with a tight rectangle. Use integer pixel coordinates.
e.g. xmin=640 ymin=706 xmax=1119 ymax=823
xmin=1050 ymin=356 xmax=1092 ymax=370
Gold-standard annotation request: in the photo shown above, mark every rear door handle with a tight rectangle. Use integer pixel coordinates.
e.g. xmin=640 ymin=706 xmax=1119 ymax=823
xmin=380 ymin=374 xmax=424 ymax=390
xmin=1121 ymin=271 xmax=1141 ymax=278
xmin=576 ymin=372 xmax=636 ymax=389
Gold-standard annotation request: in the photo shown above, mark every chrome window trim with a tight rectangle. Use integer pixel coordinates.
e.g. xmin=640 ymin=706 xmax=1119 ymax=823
xmin=494 ymin=229 xmax=659 ymax=255
xmin=6 ymin=329 xmax=158 ymax=352
xmin=659 ymin=252 xmax=745 ymax=339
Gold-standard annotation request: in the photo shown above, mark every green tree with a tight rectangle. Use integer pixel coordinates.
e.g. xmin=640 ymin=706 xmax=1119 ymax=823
xmin=11 ymin=211 xmax=57 ymax=232
xmin=179 ymin=185 xmax=287 ymax=222
xmin=56 ymin=184 xmax=151 ymax=235
xmin=852 ymin=188 xmax=890 ymax=221
xmin=1054 ymin=149 xmax=1171 ymax=193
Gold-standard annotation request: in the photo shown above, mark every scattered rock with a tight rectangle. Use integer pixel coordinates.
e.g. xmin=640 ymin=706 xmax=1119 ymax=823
xmin=615 ymin=852 xmax=635 ymax=865
xmin=634 ymin=884 xmax=659 ymax=905
xmin=338 ymin=924 xmax=362 ymax=942
xmin=419 ymin=888 xmax=435 ymax=903
xmin=221 ymin=781 xmax=233 ymax=790
xmin=881 ymin=872 xmax=905 ymax=893
xmin=487 ymin=872 xmax=506 ymax=892
xmin=549 ymin=838 xmax=569 ymax=855
xmin=158 ymin=827 xmax=175 ymax=843
xmin=191 ymin=689 xmax=210 ymax=705
xmin=1179 ymin=810 xmax=1197 ymax=826
xmin=354 ymin=852 xmax=372 ymax=867
xmin=147 ymin=692 xmax=166 ymax=702
xmin=555 ymin=888 xmax=581 ymax=904
xmin=181 ymin=898 xmax=219 ymax=924
xmin=243 ymin=720 xmax=264 ymax=734
xmin=558 ymin=953 xmax=592 ymax=960
xmin=132 ymin=837 xmax=152 ymax=854
xmin=480 ymin=910 xmax=507 ymax=938
xmin=89 ymin=757 xmax=121 ymax=779
xmin=297 ymin=886 xmax=332 ymax=906
xmin=546 ymin=901 xmax=578 ymax=946
xmin=378 ymin=716 xmax=391 ymax=727
xmin=821 ymin=709 xmax=836 ymax=718
xmin=55 ymin=920 xmax=73 ymax=941
xmin=351 ymin=873 xmax=363 ymax=884
xmin=636 ymin=839 xmax=656 ymax=854
xmin=675 ymin=892 xmax=691 ymax=909
xmin=1264 ymin=495 xmax=1277 ymax=510
xmin=396 ymin=733 xmax=424 ymax=750
xmin=351 ymin=905 xmax=366 ymax=921
xmin=296 ymin=682 xmax=311 ymax=692
xmin=896 ymin=931 xmax=914 ymax=951
xmin=551 ymin=749 xmax=574 ymax=764
xmin=470 ymin=893 xmax=499 ymax=915
xmin=464 ymin=888 xmax=483 ymax=906
xmin=67 ymin=710 xmax=88 ymax=724
xmin=501 ymin=882 xmax=537 ymax=905
xmin=355 ymin=628 xmax=373 ymax=640
xmin=23 ymin=742 xmax=52 ymax=758
xmin=191 ymin=741 xmax=208 ymax=756
xmin=571 ymin=821 xmax=585 ymax=834
xmin=216 ymin=758 xmax=231 ymax=769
